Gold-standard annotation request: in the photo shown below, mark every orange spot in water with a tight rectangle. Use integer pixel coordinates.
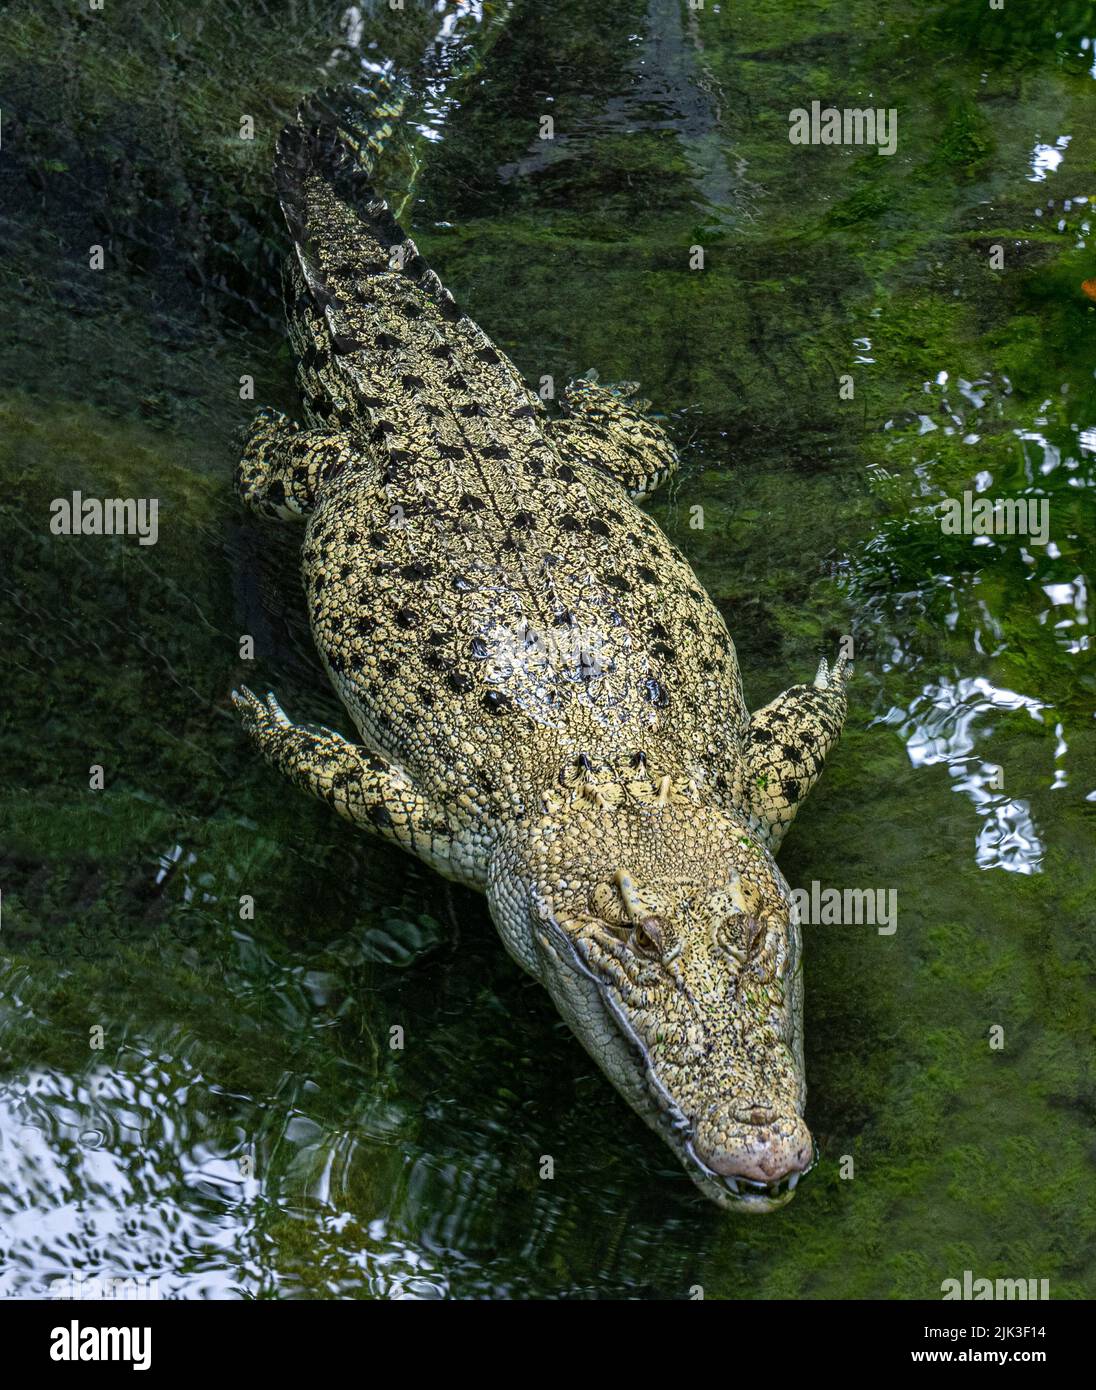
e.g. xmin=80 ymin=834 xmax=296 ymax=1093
xmin=1083 ymin=278 xmax=1096 ymax=301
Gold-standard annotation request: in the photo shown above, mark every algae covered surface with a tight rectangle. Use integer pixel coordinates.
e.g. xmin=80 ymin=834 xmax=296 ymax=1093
xmin=1 ymin=0 xmax=1094 ymax=1298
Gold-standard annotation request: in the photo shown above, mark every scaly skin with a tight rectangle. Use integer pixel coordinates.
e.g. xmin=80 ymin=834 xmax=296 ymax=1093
xmin=233 ymin=84 xmax=850 ymax=1211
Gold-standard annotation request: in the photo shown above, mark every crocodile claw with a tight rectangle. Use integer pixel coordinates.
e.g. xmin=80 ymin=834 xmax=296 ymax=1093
xmin=813 ymin=650 xmax=852 ymax=692
xmin=231 ymin=685 xmax=292 ymax=730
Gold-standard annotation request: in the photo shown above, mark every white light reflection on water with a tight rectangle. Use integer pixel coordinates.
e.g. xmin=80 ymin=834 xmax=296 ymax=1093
xmin=0 ymin=1064 xmax=258 ymax=1300
xmin=1028 ymin=134 xmax=1070 ymax=181
xmin=876 ymin=676 xmax=1048 ymax=874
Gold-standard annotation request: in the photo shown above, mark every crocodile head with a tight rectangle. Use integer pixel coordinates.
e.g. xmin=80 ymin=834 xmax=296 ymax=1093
xmin=487 ymin=779 xmax=812 ymax=1212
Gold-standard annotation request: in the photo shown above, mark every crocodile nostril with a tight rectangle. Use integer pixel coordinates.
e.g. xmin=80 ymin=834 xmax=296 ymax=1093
xmin=734 ymin=1105 xmax=779 ymax=1125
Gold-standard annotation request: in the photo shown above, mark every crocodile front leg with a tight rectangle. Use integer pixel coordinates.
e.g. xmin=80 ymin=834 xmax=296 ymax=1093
xmin=233 ymin=687 xmax=454 ymax=870
xmin=546 ymin=372 xmax=680 ymax=500
xmin=738 ymin=653 xmax=850 ymax=854
xmin=236 ymin=411 xmax=364 ymax=520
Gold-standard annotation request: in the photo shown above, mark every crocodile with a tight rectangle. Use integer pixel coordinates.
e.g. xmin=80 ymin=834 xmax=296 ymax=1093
xmin=233 ymin=85 xmax=850 ymax=1212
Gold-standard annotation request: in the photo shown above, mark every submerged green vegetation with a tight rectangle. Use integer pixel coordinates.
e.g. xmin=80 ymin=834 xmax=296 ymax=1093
xmin=1 ymin=0 xmax=1093 ymax=1297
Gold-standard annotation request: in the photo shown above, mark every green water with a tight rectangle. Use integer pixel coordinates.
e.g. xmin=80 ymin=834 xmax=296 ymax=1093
xmin=2 ymin=0 xmax=1094 ymax=1299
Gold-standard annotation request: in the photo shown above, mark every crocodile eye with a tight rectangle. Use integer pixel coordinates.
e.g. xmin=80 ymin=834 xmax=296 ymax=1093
xmin=631 ymin=916 xmax=664 ymax=958
xmin=717 ymin=928 xmax=747 ymax=966
xmin=714 ymin=916 xmax=751 ymax=966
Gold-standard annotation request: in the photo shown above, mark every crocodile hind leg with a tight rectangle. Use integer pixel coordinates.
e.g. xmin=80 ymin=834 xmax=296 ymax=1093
xmin=232 ymin=687 xmax=454 ymax=871
xmin=738 ymin=653 xmax=851 ymax=854
xmin=547 ymin=372 xmax=680 ymax=500
xmin=236 ymin=410 xmax=362 ymax=520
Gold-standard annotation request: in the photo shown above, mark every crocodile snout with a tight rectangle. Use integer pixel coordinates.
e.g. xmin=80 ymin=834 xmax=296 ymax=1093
xmin=693 ymin=1107 xmax=813 ymax=1187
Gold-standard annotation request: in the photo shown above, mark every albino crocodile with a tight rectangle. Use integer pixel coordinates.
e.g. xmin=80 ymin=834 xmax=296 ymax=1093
xmin=233 ymin=85 xmax=849 ymax=1211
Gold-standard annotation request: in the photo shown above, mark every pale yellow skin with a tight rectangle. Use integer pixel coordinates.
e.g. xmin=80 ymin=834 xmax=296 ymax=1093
xmin=233 ymin=86 xmax=850 ymax=1210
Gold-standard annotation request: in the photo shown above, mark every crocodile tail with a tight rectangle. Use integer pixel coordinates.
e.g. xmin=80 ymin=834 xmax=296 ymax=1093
xmin=275 ymin=78 xmax=413 ymax=255
xmin=274 ymin=83 xmax=546 ymax=440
